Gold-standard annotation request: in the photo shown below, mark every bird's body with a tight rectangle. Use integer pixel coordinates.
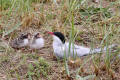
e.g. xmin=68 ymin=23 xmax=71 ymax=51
xmin=52 ymin=35 xmax=91 ymax=58
xmin=53 ymin=42 xmax=90 ymax=58
xmin=48 ymin=32 xmax=116 ymax=59
xmin=29 ymin=33 xmax=44 ymax=49
xmin=10 ymin=33 xmax=31 ymax=49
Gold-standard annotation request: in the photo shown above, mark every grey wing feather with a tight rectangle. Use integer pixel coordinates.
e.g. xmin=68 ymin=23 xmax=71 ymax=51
xmin=10 ymin=38 xmax=24 ymax=49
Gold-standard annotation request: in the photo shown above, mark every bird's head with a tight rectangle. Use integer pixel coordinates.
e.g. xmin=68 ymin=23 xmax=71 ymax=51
xmin=48 ymin=32 xmax=65 ymax=44
xmin=34 ymin=33 xmax=42 ymax=39
xmin=20 ymin=33 xmax=31 ymax=40
xmin=18 ymin=33 xmax=31 ymax=46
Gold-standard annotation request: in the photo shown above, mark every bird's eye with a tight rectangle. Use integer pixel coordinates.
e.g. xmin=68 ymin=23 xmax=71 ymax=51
xmin=22 ymin=35 xmax=27 ymax=39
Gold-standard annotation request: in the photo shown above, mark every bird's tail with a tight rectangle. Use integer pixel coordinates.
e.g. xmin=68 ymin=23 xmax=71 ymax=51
xmin=90 ymin=44 xmax=117 ymax=54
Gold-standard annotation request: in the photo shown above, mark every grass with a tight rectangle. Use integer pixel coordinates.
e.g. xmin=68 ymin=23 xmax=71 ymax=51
xmin=27 ymin=57 xmax=51 ymax=79
xmin=0 ymin=0 xmax=120 ymax=80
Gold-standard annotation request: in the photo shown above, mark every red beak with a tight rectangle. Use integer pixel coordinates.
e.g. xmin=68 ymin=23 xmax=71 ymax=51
xmin=48 ymin=32 xmax=54 ymax=35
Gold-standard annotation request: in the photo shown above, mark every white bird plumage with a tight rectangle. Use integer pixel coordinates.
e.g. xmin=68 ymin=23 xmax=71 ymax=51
xmin=23 ymin=39 xmax=29 ymax=46
xmin=52 ymin=35 xmax=91 ymax=58
xmin=49 ymin=32 xmax=117 ymax=59
xmin=10 ymin=33 xmax=31 ymax=49
xmin=29 ymin=33 xmax=44 ymax=49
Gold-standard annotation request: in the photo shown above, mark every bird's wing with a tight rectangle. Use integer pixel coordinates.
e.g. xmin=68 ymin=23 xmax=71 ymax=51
xmin=65 ymin=42 xmax=83 ymax=50
xmin=74 ymin=44 xmax=81 ymax=49
xmin=68 ymin=43 xmax=81 ymax=49
xmin=16 ymin=38 xmax=26 ymax=47
xmin=65 ymin=42 xmax=90 ymax=57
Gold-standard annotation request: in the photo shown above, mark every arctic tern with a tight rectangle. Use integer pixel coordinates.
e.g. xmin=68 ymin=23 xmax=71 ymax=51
xmin=48 ymin=32 xmax=116 ymax=59
xmin=10 ymin=33 xmax=31 ymax=49
xmin=29 ymin=33 xmax=44 ymax=49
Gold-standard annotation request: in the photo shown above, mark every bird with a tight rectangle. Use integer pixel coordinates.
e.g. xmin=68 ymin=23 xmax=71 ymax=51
xmin=10 ymin=33 xmax=31 ymax=49
xmin=29 ymin=33 xmax=44 ymax=49
xmin=48 ymin=31 xmax=117 ymax=59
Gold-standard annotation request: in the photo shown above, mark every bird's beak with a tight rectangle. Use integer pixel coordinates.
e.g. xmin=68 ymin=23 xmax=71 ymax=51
xmin=48 ymin=32 xmax=54 ymax=35
xmin=27 ymin=33 xmax=32 ymax=40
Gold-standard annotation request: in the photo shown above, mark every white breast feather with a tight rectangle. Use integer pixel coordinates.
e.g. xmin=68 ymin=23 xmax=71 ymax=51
xmin=23 ymin=39 xmax=29 ymax=46
xmin=30 ymin=38 xmax=44 ymax=49
xmin=52 ymin=35 xmax=117 ymax=58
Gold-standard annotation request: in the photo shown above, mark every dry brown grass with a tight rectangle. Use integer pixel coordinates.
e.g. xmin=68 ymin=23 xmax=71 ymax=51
xmin=0 ymin=0 xmax=120 ymax=80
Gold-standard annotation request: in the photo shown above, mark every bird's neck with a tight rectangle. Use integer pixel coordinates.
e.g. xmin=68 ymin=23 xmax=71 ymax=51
xmin=53 ymin=36 xmax=65 ymax=47
xmin=53 ymin=41 xmax=64 ymax=47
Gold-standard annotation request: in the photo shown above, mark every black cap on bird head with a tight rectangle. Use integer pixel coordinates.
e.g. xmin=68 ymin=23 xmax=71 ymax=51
xmin=34 ymin=33 xmax=42 ymax=38
xmin=20 ymin=33 xmax=31 ymax=39
xmin=48 ymin=32 xmax=65 ymax=43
